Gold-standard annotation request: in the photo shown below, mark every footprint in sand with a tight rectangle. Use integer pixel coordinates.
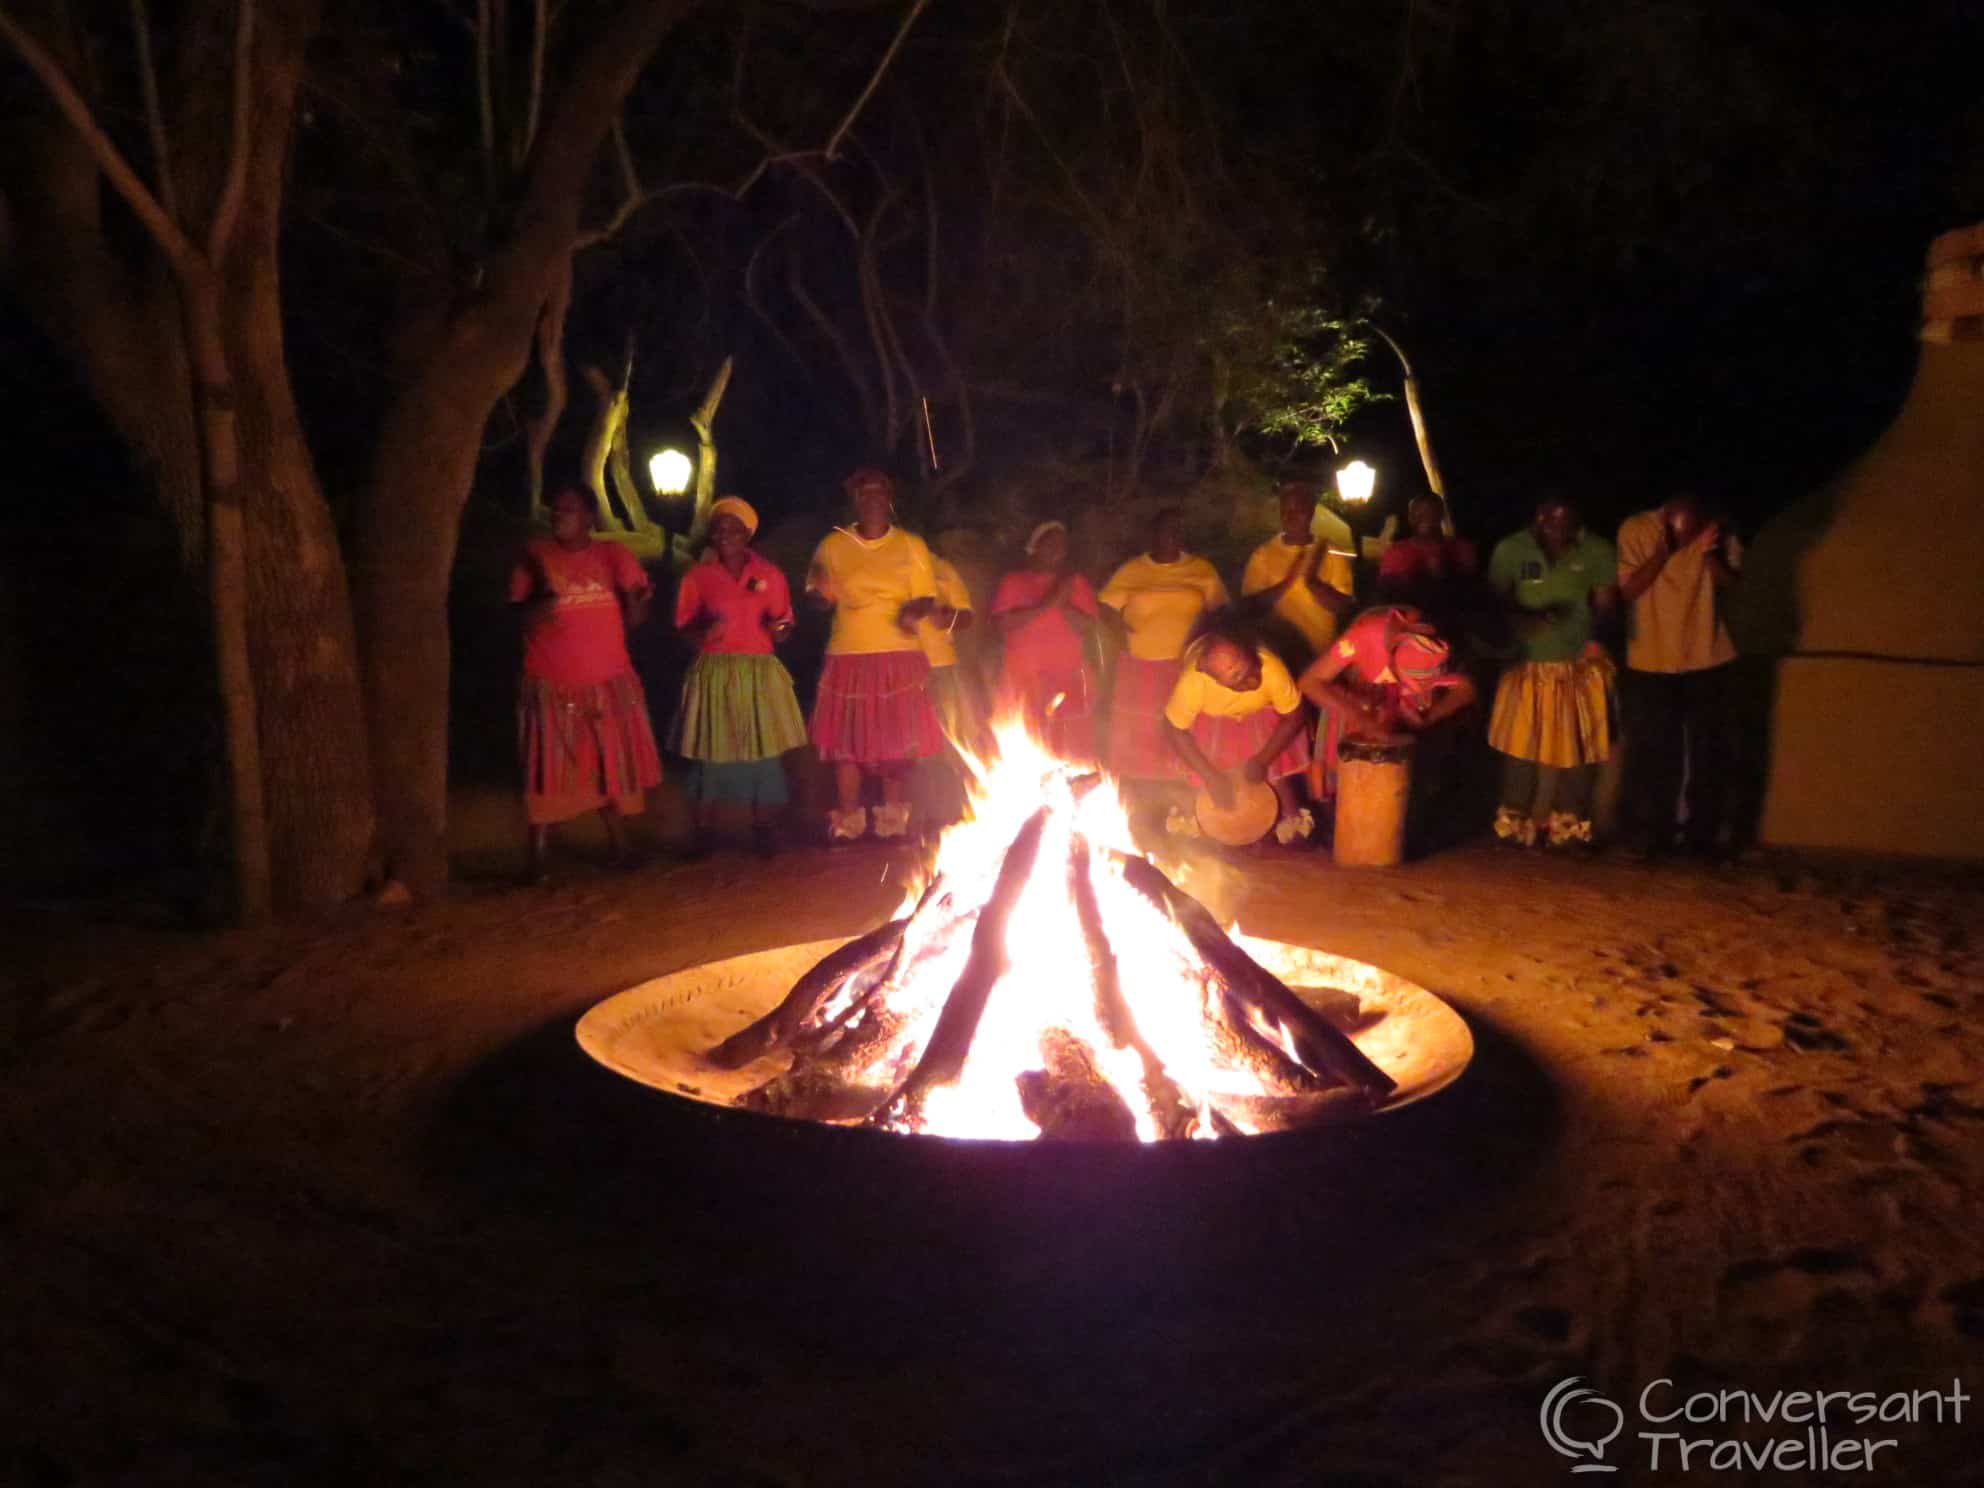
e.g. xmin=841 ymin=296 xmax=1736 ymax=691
xmin=1938 ymin=1278 xmax=1984 ymax=1339
xmin=1718 ymin=1247 xmax=1895 ymax=1357
xmin=1779 ymin=1010 xmax=1851 ymax=1053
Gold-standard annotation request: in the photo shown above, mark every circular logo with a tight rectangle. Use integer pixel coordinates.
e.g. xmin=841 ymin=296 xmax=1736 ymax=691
xmin=1541 ymin=1376 xmax=1624 ymax=1474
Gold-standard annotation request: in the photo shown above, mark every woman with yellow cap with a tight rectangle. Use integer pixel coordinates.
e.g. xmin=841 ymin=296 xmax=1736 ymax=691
xmin=669 ymin=495 xmax=807 ymax=856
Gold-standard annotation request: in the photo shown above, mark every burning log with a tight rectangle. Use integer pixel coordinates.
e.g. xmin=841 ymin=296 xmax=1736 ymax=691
xmin=1203 ymin=981 xmax=1330 ymax=1096
xmin=739 ymin=901 xmax=985 ymax=1122
xmin=1109 ymin=852 xmax=1397 ymax=1099
xmin=872 ymin=807 xmax=1051 ymax=1127
xmin=736 ymin=1065 xmax=897 ymax=1123
xmin=705 ymin=918 xmax=909 ymax=1069
xmin=706 ymin=876 xmax=955 ymax=1070
xmin=1069 ymin=835 xmax=1197 ymax=1139
xmin=1016 ymin=1029 xmax=1139 ymax=1142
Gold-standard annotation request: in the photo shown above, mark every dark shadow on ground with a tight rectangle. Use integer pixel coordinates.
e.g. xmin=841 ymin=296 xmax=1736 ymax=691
xmin=420 ymin=997 xmax=1560 ymax=1475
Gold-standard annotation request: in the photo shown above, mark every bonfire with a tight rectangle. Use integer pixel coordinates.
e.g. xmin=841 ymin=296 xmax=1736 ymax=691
xmin=706 ymin=719 xmax=1397 ymax=1142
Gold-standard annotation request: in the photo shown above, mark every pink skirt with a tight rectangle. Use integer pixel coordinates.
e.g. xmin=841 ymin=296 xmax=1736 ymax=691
xmin=999 ymin=666 xmax=1098 ymax=765
xmin=811 ymin=650 xmax=945 ymax=764
xmin=1188 ymin=706 xmax=1311 ymax=785
xmin=1108 ymin=654 xmax=1187 ymax=780
xmin=518 ymin=672 xmax=662 ymax=825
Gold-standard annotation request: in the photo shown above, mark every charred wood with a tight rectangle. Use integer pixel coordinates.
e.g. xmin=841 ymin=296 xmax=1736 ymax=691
xmin=873 ymin=807 xmax=1050 ymax=1126
xmin=1109 ymin=852 xmax=1396 ymax=1097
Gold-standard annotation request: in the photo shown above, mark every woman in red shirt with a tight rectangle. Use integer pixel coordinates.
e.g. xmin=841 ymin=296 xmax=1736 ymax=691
xmin=990 ymin=520 xmax=1102 ymax=763
xmin=509 ymin=486 xmax=663 ymax=880
xmin=669 ymin=496 xmax=808 ymax=857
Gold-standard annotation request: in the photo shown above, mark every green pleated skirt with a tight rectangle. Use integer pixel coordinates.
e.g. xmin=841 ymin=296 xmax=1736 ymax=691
xmin=668 ymin=652 xmax=808 ymax=763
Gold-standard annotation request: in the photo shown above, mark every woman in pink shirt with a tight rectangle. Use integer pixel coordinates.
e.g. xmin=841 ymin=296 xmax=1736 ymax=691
xmin=509 ymin=486 xmax=663 ymax=880
xmin=668 ymin=497 xmax=808 ymax=857
xmin=990 ymin=520 xmax=1101 ymax=763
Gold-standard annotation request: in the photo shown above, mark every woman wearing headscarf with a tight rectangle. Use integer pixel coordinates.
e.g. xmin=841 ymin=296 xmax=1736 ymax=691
xmin=991 ymin=519 xmax=1101 ymax=763
xmin=509 ymin=485 xmax=663 ymax=880
xmin=805 ymin=467 xmax=947 ymax=842
xmin=1484 ymin=498 xmax=1619 ymax=848
xmin=1298 ymin=605 xmax=1478 ymax=804
xmin=1098 ymin=508 xmax=1230 ymax=782
xmin=669 ymin=495 xmax=807 ymax=857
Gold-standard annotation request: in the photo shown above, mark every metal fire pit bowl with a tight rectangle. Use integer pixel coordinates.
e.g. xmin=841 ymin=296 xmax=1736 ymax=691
xmin=576 ymin=935 xmax=1473 ymax=1140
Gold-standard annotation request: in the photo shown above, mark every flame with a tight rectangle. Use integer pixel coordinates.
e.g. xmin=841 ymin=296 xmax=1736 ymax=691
xmin=839 ymin=711 xmax=1292 ymax=1142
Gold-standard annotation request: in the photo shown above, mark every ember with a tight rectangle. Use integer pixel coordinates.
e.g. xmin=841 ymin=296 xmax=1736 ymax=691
xmin=703 ymin=720 xmax=1403 ymax=1142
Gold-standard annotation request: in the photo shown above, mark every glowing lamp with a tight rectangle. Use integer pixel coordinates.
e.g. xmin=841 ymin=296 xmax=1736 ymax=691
xmin=648 ymin=447 xmax=693 ymax=497
xmin=1335 ymin=459 xmax=1377 ymax=507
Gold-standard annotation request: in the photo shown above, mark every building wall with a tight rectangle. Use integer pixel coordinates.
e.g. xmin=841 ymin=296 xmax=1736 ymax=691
xmin=1738 ymin=225 xmax=1984 ymax=859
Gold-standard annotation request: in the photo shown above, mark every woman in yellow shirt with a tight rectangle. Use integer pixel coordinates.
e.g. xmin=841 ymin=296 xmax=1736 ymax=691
xmin=805 ymin=468 xmax=953 ymax=841
xmin=1162 ymin=619 xmax=1316 ymax=845
xmin=1098 ymin=508 xmax=1230 ymax=781
xmin=1240 ymin=480 xmax=1357 ymax=671
xmin=910 ymin=553 xmax=984 ymax=832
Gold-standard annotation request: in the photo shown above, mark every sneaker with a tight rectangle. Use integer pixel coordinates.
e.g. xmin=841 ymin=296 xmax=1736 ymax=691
xmin=1492 ymin=806 xmax=1538 ymax=848
xmin=1545 ymin=811 xmax=1594 ymax=848
xmin=827 ymin=806 xmax=868 ymax=842
xmin=871 ymin=802 xmax=912 ymax=839
xmin=1274 ymin=808 xmax=1316 ymax=847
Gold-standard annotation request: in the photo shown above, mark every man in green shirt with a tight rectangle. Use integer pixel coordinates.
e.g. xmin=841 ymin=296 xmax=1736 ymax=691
xmin=1485 ymin=501 xmax=1620 ymax=847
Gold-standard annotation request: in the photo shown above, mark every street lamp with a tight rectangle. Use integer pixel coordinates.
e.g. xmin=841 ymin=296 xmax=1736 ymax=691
xmin=1335 ymin=459 xmax=1381 ymax=565
xmin=648 ymin=447 xmax=693 ymax=497
xmin=1335 ymin=459 xmax=1376 ymax=508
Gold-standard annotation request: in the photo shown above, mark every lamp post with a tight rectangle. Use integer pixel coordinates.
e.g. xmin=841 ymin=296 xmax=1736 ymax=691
xmin=1335 ymin=458 xmax=1380 ymax=566
xmin=647 ymin=447 xmax=693 ymax=498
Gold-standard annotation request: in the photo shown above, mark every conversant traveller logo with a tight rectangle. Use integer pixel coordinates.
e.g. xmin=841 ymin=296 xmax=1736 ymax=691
xmin=1539 ymin=1374 xmax=1970 ymax=1475
xmin=1540 ymin=1377 xmax=1625 ymax=1473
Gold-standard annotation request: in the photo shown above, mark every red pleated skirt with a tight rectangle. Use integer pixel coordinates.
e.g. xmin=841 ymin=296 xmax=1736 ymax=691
xmin=810 ymin=650 xmax=945 ymax=764
xmin=1187 ymin=705 xmax=1312 ymax=785
xmin=518 ymin=671 xmax=662 ymax=825
xmin=1108 ymin=654 xmax=1188 ymax=780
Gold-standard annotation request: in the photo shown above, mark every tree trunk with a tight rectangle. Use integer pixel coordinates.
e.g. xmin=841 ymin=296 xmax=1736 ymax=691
xmin=224 ymin=0 xmax=373 ymax=909
xmin=357 ymin=321 xmax=524 ymax=895
xmin=182 ymin=271 xmax=272 ymax=921
xmin=225 ymin=251 xmax=373 ymax=910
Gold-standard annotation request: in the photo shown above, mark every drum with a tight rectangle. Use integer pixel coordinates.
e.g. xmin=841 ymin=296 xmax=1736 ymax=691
xmin=1334 ymin=738 xmax=1413 ymax=867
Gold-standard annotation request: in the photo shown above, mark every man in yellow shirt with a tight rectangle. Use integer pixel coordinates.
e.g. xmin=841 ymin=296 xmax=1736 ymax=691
xmin=1241 ymin=481 xmax=1357 ymax=671
xmin=1162 ymin=623 xmax=1315 ymax=845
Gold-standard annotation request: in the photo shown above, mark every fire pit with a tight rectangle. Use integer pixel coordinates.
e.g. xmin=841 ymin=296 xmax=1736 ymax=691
xmin=578 ymin=720 xmax=1472 ymax=1143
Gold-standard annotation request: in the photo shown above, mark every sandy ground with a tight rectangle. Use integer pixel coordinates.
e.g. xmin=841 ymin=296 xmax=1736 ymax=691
xmin=4 ymin=811 xmax=1983 ymax=1486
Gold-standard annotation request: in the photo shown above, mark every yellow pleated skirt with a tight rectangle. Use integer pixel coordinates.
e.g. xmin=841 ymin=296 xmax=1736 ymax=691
xmin=1488 ymin=658 xmax=1615 ymax=768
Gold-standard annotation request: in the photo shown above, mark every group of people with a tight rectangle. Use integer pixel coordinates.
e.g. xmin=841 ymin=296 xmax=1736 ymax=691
xmin=506 ymin=467 xmax=1741 ymax=874
xmin=1485 ymin=489 xmax=1742 ymax=857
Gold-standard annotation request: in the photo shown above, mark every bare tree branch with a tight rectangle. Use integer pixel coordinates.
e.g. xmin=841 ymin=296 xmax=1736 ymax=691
xmin=0 ymin=6 xmax=202 ymax=277
xmin=518 ymin=0 xmax=547 ymax=166
xmin=523 ymin=249 xmax=572 ymax=514
xmin=474 ymin=0 xmax=495 ymax=190
xmin=578 ymin=0 xmax=929 ymax=250
xmin=821 ymin=0 xmax=929 ymax=162
xmin=205 ymin=0 xmax=255 ymax=260
xmin=129 ymin=0 xmax=180 ymax=224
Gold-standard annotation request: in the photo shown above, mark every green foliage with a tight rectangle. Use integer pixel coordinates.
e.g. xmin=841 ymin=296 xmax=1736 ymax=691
xmin=1217 ymin=286 xmax=1388 ymax=457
